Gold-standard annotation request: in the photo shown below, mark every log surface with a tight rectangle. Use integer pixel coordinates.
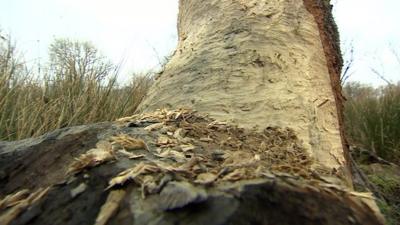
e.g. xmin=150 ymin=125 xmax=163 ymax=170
xmin=0 ymin=110 xmax=384 ymax=225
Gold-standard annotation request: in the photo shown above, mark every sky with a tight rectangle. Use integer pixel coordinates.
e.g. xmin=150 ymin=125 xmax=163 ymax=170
xmin=0 ymin=0 xmax=179 ymax=76
xmin=0 ymin=0 xmax=399 ymax=86
xmin=333 ymin=0 xmax=400 ymax=86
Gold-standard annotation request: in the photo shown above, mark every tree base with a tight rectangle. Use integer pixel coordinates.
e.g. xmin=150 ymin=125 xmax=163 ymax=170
xmin=0 ymin=109 xmax=384 ymax=225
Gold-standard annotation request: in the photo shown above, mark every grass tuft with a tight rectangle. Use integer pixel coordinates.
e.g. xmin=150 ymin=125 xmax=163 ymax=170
xmin=0 ymin=37 xmax=152 ymax=141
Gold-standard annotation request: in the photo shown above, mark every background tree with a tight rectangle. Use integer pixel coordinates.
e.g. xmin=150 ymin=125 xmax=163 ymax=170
xmin=0 ymin=37 xmax=151 ymax=141
xmin=48 ymin=38 xmax=113 ymax=82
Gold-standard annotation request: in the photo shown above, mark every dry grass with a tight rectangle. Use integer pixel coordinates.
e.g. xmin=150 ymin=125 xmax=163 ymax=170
xmin=0 ymin=37 xmax=152 ymax=141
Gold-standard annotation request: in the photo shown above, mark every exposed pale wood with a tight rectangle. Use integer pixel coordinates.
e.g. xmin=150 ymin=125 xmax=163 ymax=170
xmin=138 ymin=0 xmax=350 ymax=184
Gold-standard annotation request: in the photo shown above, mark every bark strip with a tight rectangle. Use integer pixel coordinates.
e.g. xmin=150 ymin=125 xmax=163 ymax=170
xmin=302 ymin=0 xmax=352 ymax=182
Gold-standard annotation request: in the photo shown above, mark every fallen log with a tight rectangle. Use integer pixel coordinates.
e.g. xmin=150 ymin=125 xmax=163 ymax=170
xmin=0 ymin=109 xmax=384 ymax=225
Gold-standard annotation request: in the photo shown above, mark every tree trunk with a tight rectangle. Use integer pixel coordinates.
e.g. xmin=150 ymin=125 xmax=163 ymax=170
xmin=0 ymin=1 xmax=386 ymax=225
xmin=138 ymin=0 xmax=350 ymax=185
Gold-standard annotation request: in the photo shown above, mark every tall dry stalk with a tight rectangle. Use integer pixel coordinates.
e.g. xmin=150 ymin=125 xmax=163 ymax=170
xmin=0 ymin=38 xmax=152 ymax=141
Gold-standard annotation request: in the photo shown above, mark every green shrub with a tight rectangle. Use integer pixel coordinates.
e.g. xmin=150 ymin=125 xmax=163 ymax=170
xmin=359 ymin=164 xmax=400 ymax=225
xmin=343 ymin=82 xmax=400 ymax=164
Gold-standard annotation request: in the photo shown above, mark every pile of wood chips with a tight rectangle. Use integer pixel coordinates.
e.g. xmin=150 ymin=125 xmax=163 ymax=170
xmin=106 ymin=109 xmax=316 ymax=191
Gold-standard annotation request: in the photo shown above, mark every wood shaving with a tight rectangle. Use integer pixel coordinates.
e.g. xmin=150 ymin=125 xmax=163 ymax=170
xmin=155 ymin=149 xmax=186 ymax=162
xmin=0 ymin=189 xmax=30 ymax=210
xmin=107 ymin=162 xmax=160 ymax=189
xmin=199 ymin=137 xmax=213 ymax=142
xmin=111 ymin=134 xmax=148 ymax=151
xmin=156 ymin=136 xmax=177 ymax=147
xmin=70 ymin=183 xmax=87 ymax=198
xmin=173 ymin=128 xmax=187 ymax=141
xmin=96 ymin=141 xmax=113 ymax=152
xmin=0 ymin=187 xmax=50 ymax=225
xmin=95 ymin=189 xmax=126 ymax=225
xmin=144 ymin=122 xmax=164 ymax=132
xmin=222 ymin=168 xmax=247 ymax=181
xmin=117 ymin=149 xmax=145 ymax=159
xmin=67 ymin=146 xmax=115 ymax=175
xmin=195 ymin=173 xmax=218 ymax=185
xmin=179 ymin=144 xmax=196 ymax=152
xmin=115 ymin=115 xmax=139 ymax=123
xmin=155 ymin=161 xmax=194 ymax=176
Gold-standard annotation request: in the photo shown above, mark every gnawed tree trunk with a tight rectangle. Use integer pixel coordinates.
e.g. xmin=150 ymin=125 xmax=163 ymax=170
xmin=0 ymin=0 xmax=386 ymax=225
xmin=138 ymin=0 xmax=350 ymax=185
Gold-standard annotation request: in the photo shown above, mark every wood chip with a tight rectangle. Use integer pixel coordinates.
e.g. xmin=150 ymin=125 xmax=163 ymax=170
xmin=117 ymin=149 xmax=145 ymax=159
xmin=349 ymin=192 xmax=375 ymax=200
xmin=222 ymin=151 xmax=253 ymax=167
xmin=0 ymin=189 xmax=30 ymax=210
xmin=96 ymin=140 xmax=113 ymax=152
xmin=173 ymin=128 xmax=186 ymax=141
xmin=67 ymin=147 xmax=115 ymax=175
xmin=107 ymin=163 xmax=160 ymax=189
xmin=222 ymin=168 xmax=247 ymax=181
xmin=180 ymin=144 xmax=196 ymax=152
xmin=95 ymin=190 xmax=126 ymax=225
xmin=195 ymin=173 xmax=218 ymax=185
xmin=0 ymin=187 xmax=50 ymax=225
xmin=144 ymin=122 xmax=164 ymax=132
xmin=157 ymin=136 xmax=170 ymax=145
xmin=70 ymin=183 xmax=87 ymax=198
xmin=115 ymin=115 xmax=138 ymax=123
xmin=200 ymin=137 xmax=213 ymax=142
xmin=155 ymin=161 xmax=194 ymax=176
xmin=207 ymin=121 xmax=227 ymax=128
xmin=155 ymin=149 xmax=186 ymax=162
xmin=156 ymin=136 xmax=177 ymax=147
xmin=111 ymin=134 xmax=148 ymax=151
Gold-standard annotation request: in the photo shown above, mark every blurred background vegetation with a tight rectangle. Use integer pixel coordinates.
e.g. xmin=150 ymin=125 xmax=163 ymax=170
xmin=0 ymin=34 xmax=152 ymax=141
xmin=343 ymin=82 xmax=400 ymax=164
xmin=342 ymin=81 xmax=400 ymax=224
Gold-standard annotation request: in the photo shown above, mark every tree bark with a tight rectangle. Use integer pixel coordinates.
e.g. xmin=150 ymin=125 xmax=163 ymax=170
xmin=138 ymin=0 xmax=350 ymax=185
